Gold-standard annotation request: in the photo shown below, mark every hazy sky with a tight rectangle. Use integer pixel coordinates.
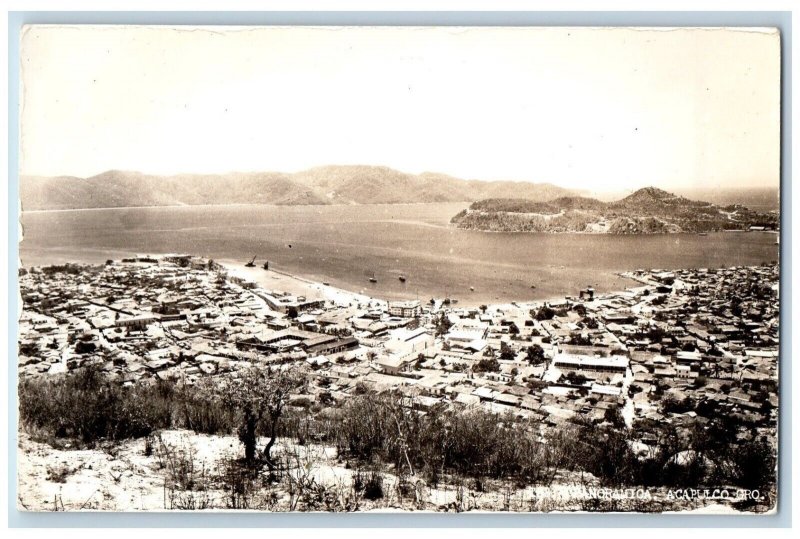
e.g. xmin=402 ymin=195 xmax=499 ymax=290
xmin=20 ymin=25 xmax=780 ymax=191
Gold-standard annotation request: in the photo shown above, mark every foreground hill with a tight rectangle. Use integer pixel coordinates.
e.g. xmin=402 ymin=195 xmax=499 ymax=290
xmin=20 ymin=166 xmax=576 ymax=211
xmin=451 ymin=187 xmax=779 ymax=234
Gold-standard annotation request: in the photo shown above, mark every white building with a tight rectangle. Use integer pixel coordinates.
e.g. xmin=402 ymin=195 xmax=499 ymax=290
xmin=384 ymin=327 xmax=434 ymax=358
xmin=387 ymin=300 xmax=422 ymax=318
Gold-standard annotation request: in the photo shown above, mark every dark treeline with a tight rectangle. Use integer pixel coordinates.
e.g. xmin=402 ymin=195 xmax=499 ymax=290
xmin=18 ymin=366 xmax=775 ymax=503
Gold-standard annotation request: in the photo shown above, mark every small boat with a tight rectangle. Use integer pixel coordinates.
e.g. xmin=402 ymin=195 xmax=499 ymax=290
xmin=322 ymin=281 xmax=330 ymax=286
xmin=245 ymin=255 xmax=256 ymax=268
xmin=470 ymin=286 xmax=475 ymax=291
xmin=698 ymin=232 xmax=708 ymax=236
xmin=530 ymin=285 xmax=537 ymax=289
xmin=262 ymin=261 xmax=269 ymax=270
xmin=399 ymin=275 xmax=406 ymax=282
xmin=368 ymin=271 xmax=377 ymax=283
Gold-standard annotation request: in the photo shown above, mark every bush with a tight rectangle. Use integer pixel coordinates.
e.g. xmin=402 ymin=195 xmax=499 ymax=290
xmin=329 ymin=392 xmax=574 ymax=485
xmin=175 ymin=384 xmax=236 ymax=435
xmin=18 ymin=366 xmax=234 ymax=445
xmin=729 ymin=436 xmax=776 ymax=492
xmin=74 ymin=340 xmax=97 ymax=354
xmin=46 ymin=464 xmax=75 ymax=483
xmin=19 ymin=366 xmax=167 ymax=443
xmin=532 ymin=306 xmax=555 ymax=321
xmin=353 ymin=470 xmax=384 ymax=500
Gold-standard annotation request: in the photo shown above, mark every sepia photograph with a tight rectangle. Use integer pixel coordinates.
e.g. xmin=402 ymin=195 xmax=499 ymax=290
xmin=15 ymin=24 xmax=781 ymax=514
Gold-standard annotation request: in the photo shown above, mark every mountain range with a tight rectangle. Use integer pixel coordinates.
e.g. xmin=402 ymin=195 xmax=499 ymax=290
xmin=450 ymin=187 xmax=779 ymax=234
xmin=20 ymin=166 xmax=578 ymax=211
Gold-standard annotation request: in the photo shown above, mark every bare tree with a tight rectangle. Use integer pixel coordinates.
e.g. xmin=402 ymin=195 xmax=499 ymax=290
xmin=221 ymin=366 xmax=306 ymax=466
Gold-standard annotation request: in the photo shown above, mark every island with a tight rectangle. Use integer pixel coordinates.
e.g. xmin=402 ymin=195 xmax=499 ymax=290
xmin=450 ymin=187 xmax=779 ymax=234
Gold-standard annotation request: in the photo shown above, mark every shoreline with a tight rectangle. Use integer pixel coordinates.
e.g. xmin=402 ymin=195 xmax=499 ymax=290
xmin=217 ymin=259 xmax=375 ymax=308
xmin=21 ymin=253 xmax=635 ymax=312
xmin=216 ymin=258 xmax=628 ymax=311
xmin=453 ymin=226 xmax=781 ymax=236
xmin=17 ymin=248 xmax=639 ymax=308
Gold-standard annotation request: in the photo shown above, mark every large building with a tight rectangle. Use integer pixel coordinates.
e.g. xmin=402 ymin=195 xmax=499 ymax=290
xmin=384 ymin=327 xmax=434 ymax=358
xmin=553 ymin=353 xmax=629 ymax=374
xmin=388 ymin=300 xmax=422 ymax=318
xmin=239 ymin=328 xmax=359 ymax=355
xmin=115 ymin=315 xmax=158 ymax=330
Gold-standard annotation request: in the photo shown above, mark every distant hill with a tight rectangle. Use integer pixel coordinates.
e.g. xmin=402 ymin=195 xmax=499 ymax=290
xmin=19 ymin=166 xmax=578 ymax=211
xmin=451 ymin=188 xmax=779 ymax=234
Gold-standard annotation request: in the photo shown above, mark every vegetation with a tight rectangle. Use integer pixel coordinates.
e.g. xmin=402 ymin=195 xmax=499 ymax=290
xmin=219 ymin=367 xmax=305 ymax=465
xmin=531 ymin=305 xmax=555 ymax=321
xmin=451 ymin=187 xmax=778 ymax=234
xmin=525 ymin=345 xmax=546 ymax=365
xmin=434 ymin=312 xmax=453 ymax=337
xmin=499 ymin=342 xmax=516 ymax=360
xmin=19 ymin=366 xmax=176 ymax=443
xmin=473 ymin=357 xmax=501 ymax=373
xmin=18 ymin=365 xmax=777 ymax=511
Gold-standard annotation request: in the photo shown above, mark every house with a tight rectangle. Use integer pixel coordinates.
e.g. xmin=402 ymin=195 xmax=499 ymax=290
xmin=675 ymin=365 xmax=695 ymax=379
xmin=675 ymin=350 xmax=703 ymax=365
xmin=305 ymin=355 xmax=331 ymax=368
xmin=376 ymin=355 xmax=413 ymax=375
xmin=472 ymin=386 xmax=495 ymax=402
xmin=454 ymin=393 xmax=480 ymax=406
xmin=591 ymin=384 xmax=622 ymax=396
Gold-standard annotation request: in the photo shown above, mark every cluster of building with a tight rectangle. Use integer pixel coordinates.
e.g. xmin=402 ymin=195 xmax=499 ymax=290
xmin=18 ymin=255 xmax=779 ymax=451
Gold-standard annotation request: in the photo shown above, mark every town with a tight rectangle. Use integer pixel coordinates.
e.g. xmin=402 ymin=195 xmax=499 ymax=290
xmin=18 ymin=254 xmax=779 ymax=451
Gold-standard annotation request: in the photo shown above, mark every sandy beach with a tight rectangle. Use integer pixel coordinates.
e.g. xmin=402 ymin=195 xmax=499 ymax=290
xmin=218 ymin=259 xmax=375 ymax=308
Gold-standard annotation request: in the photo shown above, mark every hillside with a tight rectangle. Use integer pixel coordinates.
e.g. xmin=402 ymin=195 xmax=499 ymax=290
xmin=450 ymin=188 xmax=779 ymax=234
xmin=19 ymin=166 xmax=577 ymax=211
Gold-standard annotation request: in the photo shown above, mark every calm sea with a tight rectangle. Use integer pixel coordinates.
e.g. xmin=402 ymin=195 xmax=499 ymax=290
xmin=19 ymin=203 xmax=779 ymax=306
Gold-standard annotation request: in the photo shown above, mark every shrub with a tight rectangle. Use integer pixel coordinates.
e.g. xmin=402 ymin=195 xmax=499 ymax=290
xmin=19 ymin=366 xmax=167 ymax=443
xmin=18 ymin=366 xmax=233 ymax=445
xmin=175 ymin=385 xmax=236 ymax=435
xmin=729 ymin=436 xmax=776 ymax=492
xmin=46 ymin=464 xmax=75 ymax=484
xmin=74 ymin=340 xmax=97 ymax=354
xmin=532 ymin=306 xmax=555 ymax=321
xmin=353 ymin=470 xmax=384 ymax=500
xmin=329 ymin=392 xmax=574 ymax=486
